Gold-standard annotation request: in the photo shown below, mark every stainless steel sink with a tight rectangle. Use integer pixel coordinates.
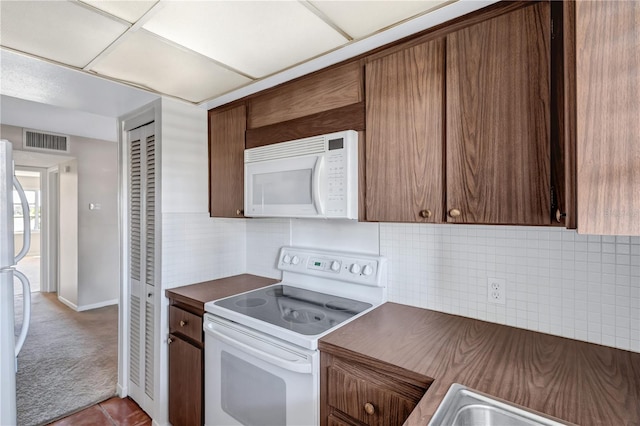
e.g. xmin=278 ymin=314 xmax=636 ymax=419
xmin=428 ymin=384 xmax=571 ymax=426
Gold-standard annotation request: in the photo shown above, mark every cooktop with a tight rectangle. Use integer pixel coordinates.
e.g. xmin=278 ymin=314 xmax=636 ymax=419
xmin=213 ymin=284 xmax=372 ymax=336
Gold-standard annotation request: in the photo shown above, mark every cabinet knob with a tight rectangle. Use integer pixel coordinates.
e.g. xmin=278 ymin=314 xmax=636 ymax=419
xmin=364 ymin=402 xmax=375 ymax=415
xmin=167 ymin=337 xmax=174 ymax=345
xmin=448 ymin=208 xmax=461 ymax=218
xmin=555 ymin=209 xmax=566 ymax=223
xmin=179 ymin=320 xmax=188 ymax=327
xmin=419 ymin=209 xmax=432 ymax=219
xmin=236 ymin=209 xmax=244 ymax=216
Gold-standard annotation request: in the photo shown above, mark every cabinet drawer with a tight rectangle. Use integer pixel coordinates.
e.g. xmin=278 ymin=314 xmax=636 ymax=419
xmin=169 ymin=306 xmax=202 ymax=343
xmin=327 ymin=358 xmax=425 ymax=426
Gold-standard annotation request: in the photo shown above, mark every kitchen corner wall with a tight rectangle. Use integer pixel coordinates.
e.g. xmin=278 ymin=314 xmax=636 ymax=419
xmin=245 ymin=219 xmax=640 ymax=353
xmin=159 ymin=98 xmax=246 ymax=289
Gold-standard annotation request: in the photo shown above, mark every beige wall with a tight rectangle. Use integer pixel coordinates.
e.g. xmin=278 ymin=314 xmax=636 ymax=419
xmin=1 ymin=124 xmax=119 ymax=310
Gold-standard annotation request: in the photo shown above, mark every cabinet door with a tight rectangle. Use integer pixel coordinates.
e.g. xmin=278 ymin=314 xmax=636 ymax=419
xmin=168 ymin=334 xmax=202 ymax=426
xmin=208 ymin=104 xmax=246 ymax=218
xmin=446 ymin=2 xmax=551 ymax=224
xmin=365 ymin=39 xmax=445 ymax=222
xmin=575 ymin=1 xmax=640 ymax=235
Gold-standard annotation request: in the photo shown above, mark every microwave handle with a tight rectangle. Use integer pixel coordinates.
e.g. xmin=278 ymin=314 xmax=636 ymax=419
xmin=313 ymin=156 xmax=325 ymax=215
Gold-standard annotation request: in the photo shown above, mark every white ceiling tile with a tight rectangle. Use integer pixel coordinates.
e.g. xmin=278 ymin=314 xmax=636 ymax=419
xmin=0 ymin=1 xmax=129 ymax=68
xmin=0 ymin=49 xmax=158 ymax=117
xmin=309 ymin=0 xmax=453 ymax=39
xmin=89 ymin=30 xmax=253 ymax=103
xmin=142 ymin=1 xmax=347 ymax=78
xmin=79 ymin=0 xmax=158 ymax=23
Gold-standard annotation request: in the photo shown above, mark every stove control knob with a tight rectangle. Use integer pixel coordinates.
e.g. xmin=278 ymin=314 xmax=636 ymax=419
xmin=350 ymin=263 xmax=361 ymax=274
xmin=291 ymin=255 xmax=300 ymax=265
xmin=330 ymin=261 xmax=341 ymax=271
xmin=362 ymin=265 xmax=374 ymax=276
xmin=283 ymin=254 xmax=292 ymax=264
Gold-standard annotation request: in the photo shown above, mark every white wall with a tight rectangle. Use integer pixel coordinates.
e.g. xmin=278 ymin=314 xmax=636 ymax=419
xmin=57 ymin=160 xmax=78 ymax=307
xmin=2 ymin=124 xmax=119 ymax=310
xmin=245 ymin=219 xmax=640 ymax=353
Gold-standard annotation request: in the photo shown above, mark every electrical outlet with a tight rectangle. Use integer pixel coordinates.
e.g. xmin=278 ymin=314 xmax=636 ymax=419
xmin=487 ymin=277 xmax=506 ymax=304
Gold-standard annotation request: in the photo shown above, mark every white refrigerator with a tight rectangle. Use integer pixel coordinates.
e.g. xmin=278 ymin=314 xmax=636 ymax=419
xmin=1 ymin=139 xmax=32 ymax=426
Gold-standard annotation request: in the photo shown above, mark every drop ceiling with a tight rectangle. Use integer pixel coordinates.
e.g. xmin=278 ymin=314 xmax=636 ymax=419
xmin=2 ymin=0 xmax=474 ymax=105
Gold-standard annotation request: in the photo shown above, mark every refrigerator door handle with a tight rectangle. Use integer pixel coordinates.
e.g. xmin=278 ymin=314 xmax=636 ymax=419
xmin=13 ymin=270 xmax=30 ymax=357
xmin=13 ymin=176 xmax=31 ymax=264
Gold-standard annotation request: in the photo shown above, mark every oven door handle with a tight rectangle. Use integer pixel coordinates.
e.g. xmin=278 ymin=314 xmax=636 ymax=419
xmin=206 ymin=325 xmax=313 ymax=374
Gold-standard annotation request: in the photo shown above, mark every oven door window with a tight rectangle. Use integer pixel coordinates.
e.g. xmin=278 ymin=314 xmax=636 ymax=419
xmin=221 ymin=351 xmax=286 ymax=426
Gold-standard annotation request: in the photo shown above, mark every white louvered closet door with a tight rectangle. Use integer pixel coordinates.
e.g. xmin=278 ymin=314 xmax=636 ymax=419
xmin=127 ymin=122 xmax=157 ymax=415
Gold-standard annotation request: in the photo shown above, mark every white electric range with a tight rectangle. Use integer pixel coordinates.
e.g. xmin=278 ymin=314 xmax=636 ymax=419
xmin=203 ymin=246 xmax=387 ymax=426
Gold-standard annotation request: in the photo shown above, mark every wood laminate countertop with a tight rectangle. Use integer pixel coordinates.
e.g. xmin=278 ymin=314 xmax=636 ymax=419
xmin=319 ymin=302 xmax=640 ymax=426
xmin=165 ymin=274 xmax=278 ymax=314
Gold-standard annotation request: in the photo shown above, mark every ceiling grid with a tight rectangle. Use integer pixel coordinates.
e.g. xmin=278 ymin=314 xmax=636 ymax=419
xmin=1 ymin=0 xmax=454 ymax=104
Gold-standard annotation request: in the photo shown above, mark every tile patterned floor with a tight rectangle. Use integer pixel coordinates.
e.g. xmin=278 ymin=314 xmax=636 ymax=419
xmin=47 ymin=397 xmax=151 ymax=426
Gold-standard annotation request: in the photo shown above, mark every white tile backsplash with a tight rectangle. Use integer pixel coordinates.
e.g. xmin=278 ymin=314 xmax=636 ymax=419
xmin=380 ymin=224 xmax=640 ymax=353
xmin=162 ymin=213 xmax=246 ymax=288
xmin=246 ymin=218 xmax=290 ymax=279
xmin=178 ymin=215 xmax=639 ymax=353
xmin=290 ymin=219 xmax=380 ymax=254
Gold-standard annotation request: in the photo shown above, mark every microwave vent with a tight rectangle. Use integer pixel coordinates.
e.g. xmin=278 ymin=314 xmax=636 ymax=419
xmin=23 ymin=129 xmax=70 ymax=153
xmin=245 ymin=135 xmax=325 ymax=163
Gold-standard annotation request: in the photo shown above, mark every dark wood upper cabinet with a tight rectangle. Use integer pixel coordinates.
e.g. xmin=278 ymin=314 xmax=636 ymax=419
xmin=365 ymin=39 xmax=445 ymax=223
xmin=247 ymin=61 xmax=363 ymax=129
xmin=573 ymin=1 xmax=640 ymax=236
xmin=208 ymin=104 xmax=246 ymax=218
xmin=446 ymin=2 xmax=551 ymax=225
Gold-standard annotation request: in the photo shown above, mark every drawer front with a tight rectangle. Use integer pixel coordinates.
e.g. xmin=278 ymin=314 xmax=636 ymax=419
xmin=327 ymin=360 xmax=424 ymax=426
xmin=169 ymin=306 xmax=202 ymax=343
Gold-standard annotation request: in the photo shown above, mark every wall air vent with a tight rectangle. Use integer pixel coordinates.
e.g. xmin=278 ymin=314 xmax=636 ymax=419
xmin=23 ymin=129 xmax=70 ymax=153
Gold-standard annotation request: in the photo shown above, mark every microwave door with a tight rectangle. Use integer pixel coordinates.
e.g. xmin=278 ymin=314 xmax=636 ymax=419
xmin=245 ymin=156 xmax=322 ymax=217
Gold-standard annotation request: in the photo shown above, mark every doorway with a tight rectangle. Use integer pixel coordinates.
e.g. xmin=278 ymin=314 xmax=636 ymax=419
xmin=13 ymin=168 xmax=44 ymax=296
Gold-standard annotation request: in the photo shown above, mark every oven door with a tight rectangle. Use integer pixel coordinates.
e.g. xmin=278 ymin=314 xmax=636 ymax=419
xmin=204 ymin=314 xmax=319 ymax=426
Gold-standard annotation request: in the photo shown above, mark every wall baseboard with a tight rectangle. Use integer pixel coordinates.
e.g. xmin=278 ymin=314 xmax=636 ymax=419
xmin=117 ymin=383 xmax=127 ymax=398
xmin=77 ymin=298 xmax=118 ymax=312
xmin=57 ymin=295 xmax=78 ymax=311
xmin=57 ymin=296 xmax=118 ymax=312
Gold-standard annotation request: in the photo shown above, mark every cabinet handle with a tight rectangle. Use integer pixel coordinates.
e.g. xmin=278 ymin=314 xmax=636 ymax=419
xmin=555 ymin=209 xmax=566 ymax=223
xmin=179 ymin=320 xmax=188 ymax=327
xmin=167 ymin=337 xmax=174 ymax=345
xmin=419 ymin=209 xmax=432 ymax=219
xmin=364 ymin=402 xmax=375 ymax=415
xmin=236 ymin=209 xmax=244 ymax=216
xmin=448 ymin=208 xmax=461 ymax=218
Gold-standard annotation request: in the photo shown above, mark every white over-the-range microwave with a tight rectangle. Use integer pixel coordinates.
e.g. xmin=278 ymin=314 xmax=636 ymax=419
xmin=244 ymin=130 xmax=358 ymax=219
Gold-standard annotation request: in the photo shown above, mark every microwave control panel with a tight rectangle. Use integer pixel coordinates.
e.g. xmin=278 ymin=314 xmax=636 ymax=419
xmin=325 ymin=134 xmax=357 ymax=218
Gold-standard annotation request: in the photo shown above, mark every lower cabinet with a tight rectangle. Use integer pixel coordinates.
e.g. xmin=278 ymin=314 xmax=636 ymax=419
xmin=168 ymin=305 xmax=204 ymax=426
xmin=321 ymin=352 xmax=430 ymax=426
xmin=168 ymin=333 xmax=202 ymax=426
